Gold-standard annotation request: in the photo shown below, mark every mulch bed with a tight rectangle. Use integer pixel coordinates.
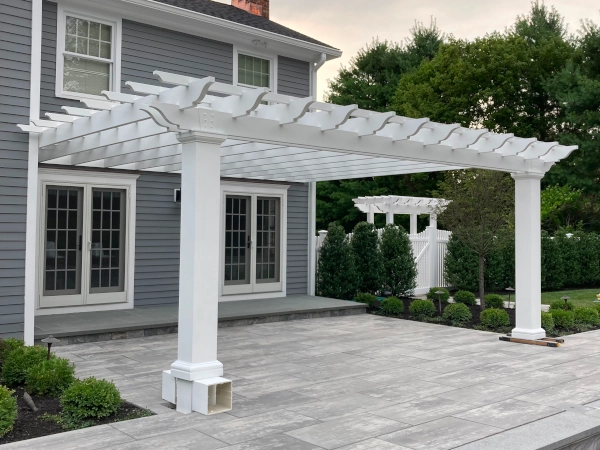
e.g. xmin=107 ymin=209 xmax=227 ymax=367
xmin=0 ymin=387 xmax=151 ymax=445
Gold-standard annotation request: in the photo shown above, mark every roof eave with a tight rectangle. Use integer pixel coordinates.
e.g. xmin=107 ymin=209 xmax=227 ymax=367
xmin=120 ymin=0 xmax=342 ymax=59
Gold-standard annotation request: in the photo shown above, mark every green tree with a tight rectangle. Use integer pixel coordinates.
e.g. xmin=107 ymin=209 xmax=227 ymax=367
xmin=380 ymin=225 xmax=417 ymax=297
xmin=350 ymin=222 xmax=384 ymax=294
xmin=436 ymin=170 xmax=514 ymax=308
xmin=316 ymin=223 xmax=357 ymax=300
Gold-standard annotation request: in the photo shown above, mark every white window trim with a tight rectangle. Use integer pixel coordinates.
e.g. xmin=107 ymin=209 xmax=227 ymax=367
xmin=55 ymin=2 xmax=122 ymax=101
xmin=219 ymin=181 xmax=289 ymax=301
xmin=233 ymin=45 xmax=278 ymax=94
xmin=35 ymin=169 xmax=138 ymax=316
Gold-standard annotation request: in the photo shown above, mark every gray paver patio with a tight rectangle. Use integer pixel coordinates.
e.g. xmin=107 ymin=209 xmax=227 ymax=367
xmin=8 ymin=314 xmax=600 ymax=449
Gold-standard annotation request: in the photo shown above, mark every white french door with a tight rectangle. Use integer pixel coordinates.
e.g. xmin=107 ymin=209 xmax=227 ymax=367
xmin=221 ymin=189 xmax=285 ymax=296
xmin=39 ymin=181 xmax=129 ymax=308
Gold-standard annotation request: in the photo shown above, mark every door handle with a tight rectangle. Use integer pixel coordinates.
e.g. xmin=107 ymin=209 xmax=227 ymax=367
xmin=247 ymin=236 xmax=252 ymax=249
xmin=78 ymin=235 xmax=82 ymax=251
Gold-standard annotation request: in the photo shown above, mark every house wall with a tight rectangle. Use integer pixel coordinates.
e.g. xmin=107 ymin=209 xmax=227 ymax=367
xmin=134 ymin=177 xmax=309 ymax=307
xmin=0 ymin=0 xmax=32 ymax=338
xmin=277 ymin=56 xmax=310 ymax=98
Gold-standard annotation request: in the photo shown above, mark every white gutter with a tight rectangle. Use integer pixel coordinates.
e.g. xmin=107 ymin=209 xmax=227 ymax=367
xmin=120 ymin=0 xmax=342 ymax=58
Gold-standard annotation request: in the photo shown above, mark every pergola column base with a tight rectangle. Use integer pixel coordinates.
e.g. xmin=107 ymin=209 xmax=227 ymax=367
xmin=511 ymin=327 xmax=546 ymax=340
xmin=162 ymin=370 xmax=232 ymax=415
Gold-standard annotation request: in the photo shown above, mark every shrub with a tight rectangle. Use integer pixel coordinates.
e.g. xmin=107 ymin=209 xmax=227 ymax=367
xmin=26 ymin=357 xmax=75 ymax=397
xmin=0 ymin=386 xmax=16 ymax=438
xmin=541 ymin=312 xmax=555 ymax=334
xmin=443 ymin=303 xmax=472 ymax=326
xmin=409 ymin=299 xmax=436 ymax=319
xmin=485 ymin=294 xmax=505 ymax=309
xmin=551 ymin=310 xmax=575 ymax=330
xmin=480 ymin=308 xmax=510 ymax=330
xmin=316 ymin=223 xmax=358 ymax=300
xmin=453 ymin=290 xmax=476 ymax=306
xmin=61 ymin=377 xmax=121 ymax=423
xmin=426 ymin=287 xmax=450 ymax=304
xmin=549 ymin=299 xmax=576 ymax=311
xmin=351 ymin=222 xmax=384 ymax=294
xmin=0 ymin=339 xmax=24 ymax=368
xmin=594 ymin=303 xmax=600 ymax=315
xmin=2 ymin=345 xmax=50 ymax=387
xmin=541 ymin=232 xmax=566 ymax=291
xmin=355 ymin=293 xmax=378 ymax=308
xmin=574 ymin=308 xmax=600 ymax=326
xmin=380 ymin=225 xmax=417 ymax=297
xmin=380 ymin=297 xmax=404 ymax=316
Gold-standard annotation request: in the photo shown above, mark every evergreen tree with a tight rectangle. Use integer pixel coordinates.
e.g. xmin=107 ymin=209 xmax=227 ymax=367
xmin=316 ymin=223 xmax=358 ymax=300
xmin=380 ymin=225 xmax=417 ymax=297
xmin=351 ymin=222 xmax=384 ymax=294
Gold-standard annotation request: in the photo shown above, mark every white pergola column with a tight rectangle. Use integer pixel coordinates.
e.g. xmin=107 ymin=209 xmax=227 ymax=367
xmin=512 ymin=173 xmax=545 ymax=340
xmin=386 ymin=211 xmax=394 ymax=225
xmin=410 ymin=214 xmax=417 ymax=235
xmin=427 ymin=214 xmax=438 ymax=288
xmin=367 ymin=205 xmax=375 ymax=224
xmin=162 ymin=131 xmax=231 ymax=415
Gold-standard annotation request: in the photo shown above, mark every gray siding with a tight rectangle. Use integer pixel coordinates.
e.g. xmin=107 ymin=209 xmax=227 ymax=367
xmin=0 ymin=0 xmax=31 ymax=338
xmin=278 ymin=56 xmax=310 ymax=98
xmin=134 ymin=173 xmax=181 ymax=307
xmin=134 ymin=176 xmax=308 ymax=306
xmin=40 ymin=1 xmax=80 ymax=116
xmin=286 ymin=184 xmax=309 ymax=295
xmin=121 ymin=20 xmax=233 ymax=89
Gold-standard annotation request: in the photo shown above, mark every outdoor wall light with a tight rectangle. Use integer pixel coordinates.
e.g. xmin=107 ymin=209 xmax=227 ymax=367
xmin=506 ymin=287 xmax=515 ymax=309
xmin=41 ymin=335 xmax=60 ymax=360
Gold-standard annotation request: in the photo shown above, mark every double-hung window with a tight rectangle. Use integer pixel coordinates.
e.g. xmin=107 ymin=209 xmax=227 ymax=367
xmin=57 ymin=9 xmax=120 ymax=99
xmin=237 ymin=53 xmax=271 ymax=89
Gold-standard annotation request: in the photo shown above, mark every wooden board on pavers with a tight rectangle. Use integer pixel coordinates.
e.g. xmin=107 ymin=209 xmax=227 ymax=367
xmin=499 ymin=336 xmax=561 ymax=347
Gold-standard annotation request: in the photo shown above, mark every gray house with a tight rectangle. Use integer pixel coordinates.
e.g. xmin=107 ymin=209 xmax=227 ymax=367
xmin=0 ymin=0 xmax=341 ymax=340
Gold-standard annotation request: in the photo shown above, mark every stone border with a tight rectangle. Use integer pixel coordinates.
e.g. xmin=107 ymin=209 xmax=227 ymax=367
xmin=36 ymin=306 xmax=366 ymax=346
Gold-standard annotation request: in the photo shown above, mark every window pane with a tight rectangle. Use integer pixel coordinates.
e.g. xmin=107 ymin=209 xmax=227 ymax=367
xmin=63 ymin=56 xmax=110 ymax=96
xmin=89 ymin=40 xmax=100 ymax=58
xmin=237 ymin=54 xmax=270 ymax=88
xmin=101 ymin=24 xmax=112 ymax=42
xmin=76 ymin=19 xmax=89 ymax=37
xmin=65 ymin=34 xmax=77 ymax=53
xmin=100 ymin=42 xmax=111 ymax=59
xmin=89 ymin=22 xmax=100 ymax=40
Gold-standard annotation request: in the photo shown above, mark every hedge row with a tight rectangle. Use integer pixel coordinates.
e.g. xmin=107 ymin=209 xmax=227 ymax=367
xmin=445 ymin=230 xmax=600 ymax=292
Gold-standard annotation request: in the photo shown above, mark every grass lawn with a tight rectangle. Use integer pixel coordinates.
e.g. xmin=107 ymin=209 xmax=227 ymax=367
xmin=497 ymin=288 xmax=600 ymax=308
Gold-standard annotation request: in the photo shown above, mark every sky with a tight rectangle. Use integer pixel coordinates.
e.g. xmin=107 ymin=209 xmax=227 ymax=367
xmin=215 ymin=0 xmax=599 ymax=100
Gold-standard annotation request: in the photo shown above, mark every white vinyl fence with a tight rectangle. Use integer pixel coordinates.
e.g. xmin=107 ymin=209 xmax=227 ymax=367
xmin=316 ymin=227 xmax=451 ymax=295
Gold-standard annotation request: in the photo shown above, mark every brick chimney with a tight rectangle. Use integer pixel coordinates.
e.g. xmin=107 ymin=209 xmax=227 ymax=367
xmin=232 ymin=0 xmax=269 ymax=20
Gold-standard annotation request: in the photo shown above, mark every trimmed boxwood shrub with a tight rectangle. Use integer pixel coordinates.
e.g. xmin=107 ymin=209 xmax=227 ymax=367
xmin=0 ymin=339 xmax=24 ymax=368
xmin=380 ymin=225 xmax=417 ymax=297
xmin=551 ymin=310 xmax=575 ymax=330
xmin=351 ymin=222 xmax=384 ymax=295
xmin=480 ymin=308 xmax=510 ymax=330
xmin=380 ymin=297 xmax=404 ymax=316
xmin=409 ymin=299 xmax=436 ymax=319
xmin=541 ymin=312 xmax=555 ymax=334
xmin=355 ymin=293 xmax=378 ymax=308
xmin=61 ymin=377 xmax=121 ymax=423
xmin=453 ymin=291 xmax=476 ymax=306
xmin=316 ymin=223 xmax=358 ymax=300
xmin=442 ymin=303 xmax=472 ymax=326
xmin=2 ymin=345 xmax=50 ymax=388
xmin=426 ymin=287 xmax=450 ymax=304
xmin=485 ymin=294 xmax=504 ymax=309
xmin=574 ymin=307 xmax=600 ymax=326
xmin=0 ymin=386 xmax=17 ymax=438
xmin=26 ymin=357 xmax=76 ymax=397
xmin=549 ymin=299 xmax=576 ymax=312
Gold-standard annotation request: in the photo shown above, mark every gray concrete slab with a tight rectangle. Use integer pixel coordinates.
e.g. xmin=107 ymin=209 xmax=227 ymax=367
xmin=19 ymin=315 xmax=600 ymax=449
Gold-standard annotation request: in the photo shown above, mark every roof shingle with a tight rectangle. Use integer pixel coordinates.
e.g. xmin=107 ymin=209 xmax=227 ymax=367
xmin=151 ymin=0 xmax=337 ymax=49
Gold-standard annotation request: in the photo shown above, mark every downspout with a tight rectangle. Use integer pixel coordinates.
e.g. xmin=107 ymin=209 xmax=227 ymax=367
xmin=307 ymin=53 xmax=327 ymax=296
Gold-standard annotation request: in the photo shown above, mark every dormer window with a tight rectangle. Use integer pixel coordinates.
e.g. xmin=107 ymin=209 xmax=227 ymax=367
xmin=56 ymin=7 xmax=121 ymax=100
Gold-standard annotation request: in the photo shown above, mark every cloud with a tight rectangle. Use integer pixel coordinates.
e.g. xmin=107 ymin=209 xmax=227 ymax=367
xmin=216 ymin=0 xmax=599 ymax=100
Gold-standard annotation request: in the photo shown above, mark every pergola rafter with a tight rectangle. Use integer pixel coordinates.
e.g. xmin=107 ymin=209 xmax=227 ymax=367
xmin=18 ymin=69 xmax=579 ymax=416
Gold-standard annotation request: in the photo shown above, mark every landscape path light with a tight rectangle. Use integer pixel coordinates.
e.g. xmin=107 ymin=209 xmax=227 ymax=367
xmin=561 ymin=295 xmax=571 ymax=311
xmin=41 ymin=335 xmax=60 ymax=360
xmin=506 ymin=287 xmax=515 ymax=309
xmin=435 ymin=290 xmax=445 ymax=315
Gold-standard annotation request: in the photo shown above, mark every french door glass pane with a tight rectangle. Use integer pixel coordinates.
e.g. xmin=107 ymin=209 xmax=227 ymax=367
xmin=90 ymin=189 xmax=125 ymax=293
xmin=256 ymin=197 xmax=280 ymax=283
xmin=224 ymin=196 xmax=250 ymax=286
xmin=44 ymin=186 xmax=83 ymax=296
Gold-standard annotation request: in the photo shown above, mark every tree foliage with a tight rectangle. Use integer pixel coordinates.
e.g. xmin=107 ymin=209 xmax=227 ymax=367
xmin=316 ymin=223 xmax=357 ymax=300
xmin=350 ymin=222 xmax=384 ymax=294
xmin=380 ymin=225 xmax=417 ymax=297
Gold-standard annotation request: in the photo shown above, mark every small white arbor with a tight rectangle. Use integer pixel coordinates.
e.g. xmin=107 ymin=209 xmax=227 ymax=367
xmin=353 ymin=196 xmax=450 ymax=292
xmin=19 ymin=70 xmax=577 ymax=415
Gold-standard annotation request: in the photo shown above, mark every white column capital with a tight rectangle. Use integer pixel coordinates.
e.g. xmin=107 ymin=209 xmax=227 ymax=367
xmin=511 ymin=172 xmax=545 ymax=181
xmin=176 ymin=131 xmax=227 ymax=146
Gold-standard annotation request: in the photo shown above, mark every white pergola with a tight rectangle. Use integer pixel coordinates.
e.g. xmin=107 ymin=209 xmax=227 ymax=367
xmin=353 ymin=195 xmax=449 ymax=234
xmin=19 ymin=70 xmax=578 ymax=415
